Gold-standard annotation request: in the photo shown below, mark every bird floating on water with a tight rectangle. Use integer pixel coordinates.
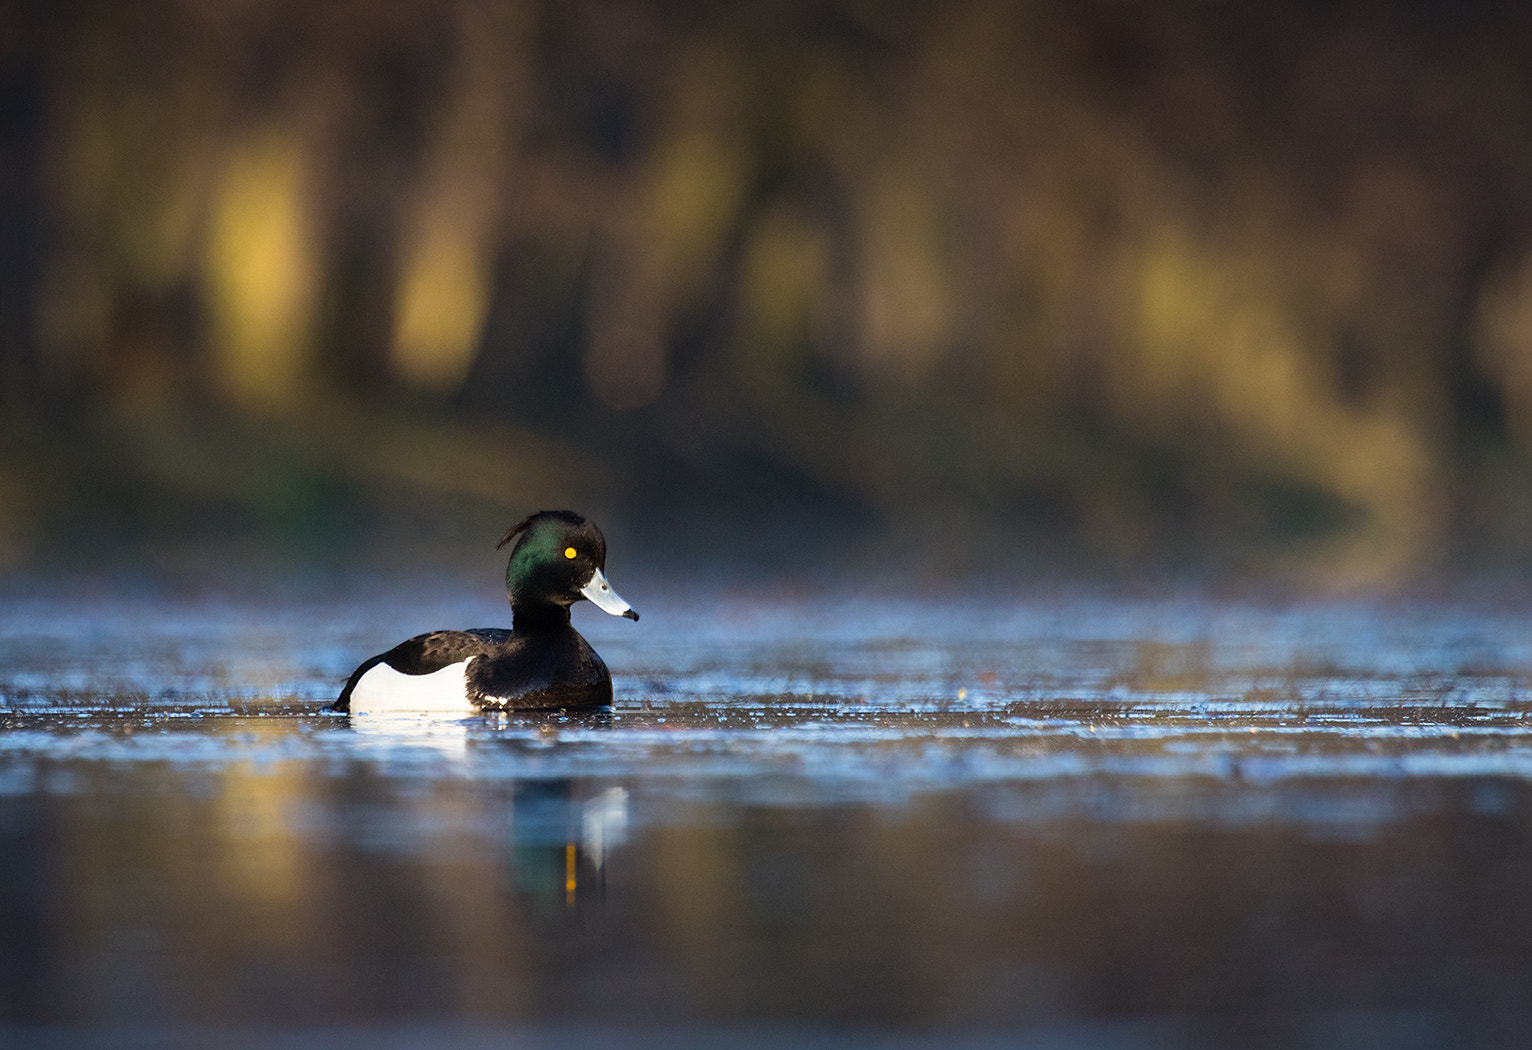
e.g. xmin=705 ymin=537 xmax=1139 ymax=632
xmin=334 ymin=510 xmax=638 ymax=714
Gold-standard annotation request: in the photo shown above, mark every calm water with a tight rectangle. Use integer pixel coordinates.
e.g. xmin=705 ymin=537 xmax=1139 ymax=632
xmin=4 ymin=577 xmax=1532 ymax=1048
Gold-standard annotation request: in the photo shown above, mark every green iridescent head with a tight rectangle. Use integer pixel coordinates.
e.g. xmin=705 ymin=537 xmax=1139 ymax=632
xmin=496 ymin=510 xmax=637 ymax=620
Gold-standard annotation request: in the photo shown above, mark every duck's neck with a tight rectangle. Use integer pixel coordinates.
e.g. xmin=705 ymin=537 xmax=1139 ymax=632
xmin=512 ymin=600 xmax=572 ymax=632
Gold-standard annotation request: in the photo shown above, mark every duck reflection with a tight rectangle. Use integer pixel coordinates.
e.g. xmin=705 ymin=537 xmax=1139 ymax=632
xmin=479 ymin=708 xmax=617 ymax=732
xmin=342 ymin=710 xmax=473 ymax=758
xmin=505 ymin=780 xmax=629 ymax=923
xmin=341 ymin=707 xmax=616 ymax=756
xmin=335 ymin=708 xmax=629 ymax=925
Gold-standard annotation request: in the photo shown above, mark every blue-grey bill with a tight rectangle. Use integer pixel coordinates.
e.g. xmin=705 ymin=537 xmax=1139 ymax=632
xmin=581 ymin=567 xmax=639 ymax=620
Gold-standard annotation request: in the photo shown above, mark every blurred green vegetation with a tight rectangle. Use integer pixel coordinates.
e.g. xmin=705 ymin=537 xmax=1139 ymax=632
xmin=4 ymin=0 xmax=1532 ymax=584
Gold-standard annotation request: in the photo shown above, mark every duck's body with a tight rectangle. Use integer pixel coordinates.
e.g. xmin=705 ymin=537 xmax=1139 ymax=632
xmin=333 ymin=511 xmax=637 ymax=714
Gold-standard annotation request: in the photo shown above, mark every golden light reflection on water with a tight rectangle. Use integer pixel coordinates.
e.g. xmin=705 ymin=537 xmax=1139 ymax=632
xmin=212 ymin=756 xmax=312 ymax=943
xmin=650 ymin=817 xmax=751 ymax=1000
xmin=210 ymin=718 xmax=320 ymax=952
xmin=406 ymin=782 xmax=535 ymax=1013
xmin=9 ymin=652 xmax=1532 ymax=1031
xmin=1127 ymin=639 xmax=1216 ymax=696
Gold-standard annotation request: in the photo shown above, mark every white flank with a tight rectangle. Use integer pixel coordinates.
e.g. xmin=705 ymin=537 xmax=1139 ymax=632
xmin=347 ymin=660 xmax=476 ymax=715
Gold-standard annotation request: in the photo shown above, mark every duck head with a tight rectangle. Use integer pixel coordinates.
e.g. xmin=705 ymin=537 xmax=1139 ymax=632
xmin=497 ymin=510 xmax=639 ymax=621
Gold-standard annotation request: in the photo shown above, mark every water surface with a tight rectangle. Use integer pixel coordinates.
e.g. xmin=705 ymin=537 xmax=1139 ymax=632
xmin=3 ymin=582 xmax=1532 ymax=1047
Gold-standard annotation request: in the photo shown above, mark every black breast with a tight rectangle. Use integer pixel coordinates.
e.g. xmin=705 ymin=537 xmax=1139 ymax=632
xmin=466 ymin=627 xmax=612 ymax=710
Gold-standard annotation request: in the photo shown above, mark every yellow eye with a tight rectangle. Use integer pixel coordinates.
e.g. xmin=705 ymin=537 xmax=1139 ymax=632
xmin=564 ymin=547 xmax=577 ymax=559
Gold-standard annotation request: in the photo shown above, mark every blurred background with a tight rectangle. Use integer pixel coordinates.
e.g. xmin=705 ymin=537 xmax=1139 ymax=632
xmin=4 ymin=0 xmax=1532 ymax=587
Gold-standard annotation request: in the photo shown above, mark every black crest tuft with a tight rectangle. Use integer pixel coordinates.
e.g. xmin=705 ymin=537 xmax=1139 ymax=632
xmin=496 ymin=509 xmax=589 ymax=550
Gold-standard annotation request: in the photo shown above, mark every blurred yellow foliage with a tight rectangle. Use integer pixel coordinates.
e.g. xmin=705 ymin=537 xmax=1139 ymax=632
xmin=6 ymin=0 xmax=1532 ymax=576
xmin=1130 ymin=227 xmax=1439 ymax=582
xmin=205 ymin=131 xmax=317 ymax=407
xmin=393 ymin=211 xmax=492 ymax=391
